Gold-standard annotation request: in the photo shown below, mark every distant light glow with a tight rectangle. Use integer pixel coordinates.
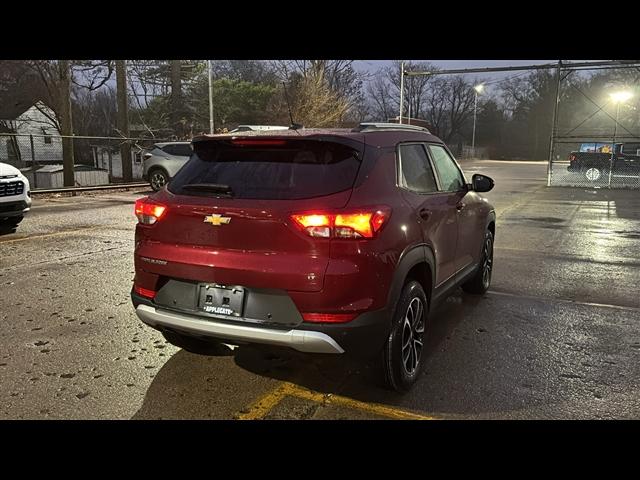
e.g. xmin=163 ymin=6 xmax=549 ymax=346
xmin=474 ymin=84 xmax=485 ymax=94
xmin=610 ymin=91 xmax=633 ymax=103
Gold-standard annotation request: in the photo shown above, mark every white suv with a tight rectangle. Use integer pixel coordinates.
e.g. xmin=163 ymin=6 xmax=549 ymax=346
xmin=142 ymin=142 xmax=193 ymax=192
xmin=0 ymin=162 xmax=31 ymax=230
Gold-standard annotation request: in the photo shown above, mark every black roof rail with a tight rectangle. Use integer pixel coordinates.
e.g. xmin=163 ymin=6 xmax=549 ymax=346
xmin=352 ymin=122 xmax=431 ymax=134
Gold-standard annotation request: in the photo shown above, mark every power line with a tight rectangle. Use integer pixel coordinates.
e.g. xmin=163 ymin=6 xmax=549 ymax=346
xmin=404 ymin=61 xmax=640 ymax=77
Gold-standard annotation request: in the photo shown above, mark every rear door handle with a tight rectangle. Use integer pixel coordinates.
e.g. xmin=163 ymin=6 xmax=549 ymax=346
xmin=418 ymin=208 xmax=431 ymax=220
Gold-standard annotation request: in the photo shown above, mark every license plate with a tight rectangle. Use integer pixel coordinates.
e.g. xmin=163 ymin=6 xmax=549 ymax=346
xmin=197 ymin=284 xmax=245 ymax=317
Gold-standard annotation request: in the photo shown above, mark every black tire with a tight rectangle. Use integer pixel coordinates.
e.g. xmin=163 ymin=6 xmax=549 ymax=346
xmin=162 ymin=330 xmax=230 ymax=356
xmin=149 ymin=168 xmax=169 ymax=192
xmin=462 ymin=230 xmax=494 ymax=295
xmin=380 ymin=280 xmax=428 ymax=392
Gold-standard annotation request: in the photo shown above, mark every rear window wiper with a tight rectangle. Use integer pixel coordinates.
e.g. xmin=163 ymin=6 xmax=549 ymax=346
xmin=181 ymin=183 xmax=234 ymax=197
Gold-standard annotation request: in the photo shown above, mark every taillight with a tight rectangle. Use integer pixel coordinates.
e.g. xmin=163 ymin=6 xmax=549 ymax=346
xmin=302 ymin=312 xmax=358 ymax=323
xmin=135 ymin=197 xmax=167 ymax=225
xmin=569 ymin=154 xmax=576 ymax=161
xmin=291 ymin=207 xmax=391 ymax=239
xmin=291 ymin=213 xmax=332 ymax=238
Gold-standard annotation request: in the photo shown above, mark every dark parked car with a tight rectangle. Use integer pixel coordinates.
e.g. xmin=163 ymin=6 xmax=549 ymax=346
xmin=568 ymin=142 xmax=640 ymax=182
xmin=130 ymin=123 xmax=496 ymax=391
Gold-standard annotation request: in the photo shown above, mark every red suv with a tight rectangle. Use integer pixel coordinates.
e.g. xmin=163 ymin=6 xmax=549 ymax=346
xmin=131 ymin=123 xmax=495 ymax=391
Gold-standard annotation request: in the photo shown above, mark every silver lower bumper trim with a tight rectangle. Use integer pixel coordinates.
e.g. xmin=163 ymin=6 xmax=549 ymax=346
xmin=135 ymin=304 xmax=344 ymax=354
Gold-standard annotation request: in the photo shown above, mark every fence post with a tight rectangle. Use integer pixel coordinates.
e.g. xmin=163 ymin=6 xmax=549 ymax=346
xmin=29 ymin=134 xmax=38 ymax=189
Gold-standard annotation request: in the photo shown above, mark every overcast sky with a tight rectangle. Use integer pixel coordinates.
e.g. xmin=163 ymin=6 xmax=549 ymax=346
xmin=354 ymin=60 xmax=558 ymax=73
xmin=352 ymin=60 xmax=602 ymax=96
xmin=354 ymin=59 xmax=558 ymax=74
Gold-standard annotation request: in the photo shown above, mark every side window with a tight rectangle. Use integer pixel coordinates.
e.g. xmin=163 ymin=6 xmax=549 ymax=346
xmin=398 ymin=144 xmax=438 ymax=194
xmin=428 ymin=145 xmax=465 ymax=192
xmin=164 ymin=144 xmax=192 ymax=157
xmin=176 ymin=144 xmax=193 ymax=157
xmin=162 ymin=145 xmax=177 ymax=155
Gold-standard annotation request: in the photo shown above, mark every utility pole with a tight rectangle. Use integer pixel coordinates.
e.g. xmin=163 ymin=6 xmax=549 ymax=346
xmin=609 ymin=102 xmax=621 ymax=188
xmin=59 ymin=60 xmax=75 ymax=187
xmin=171 ymin=60 xmax=182 ymax=138
xmin=472 ymin=89 xmax=478 ymax=152
xmin=208 ymin=60 xmax=214 ymax=134
xmin=116 ymin=60 xmax=132 ymax=182
xmin=399 ymin=61 xmax=405 ymax=124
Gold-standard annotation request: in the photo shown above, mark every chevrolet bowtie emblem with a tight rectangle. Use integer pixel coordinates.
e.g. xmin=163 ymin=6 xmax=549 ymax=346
xmin=203 ymin=214 xmax=231 ymax=226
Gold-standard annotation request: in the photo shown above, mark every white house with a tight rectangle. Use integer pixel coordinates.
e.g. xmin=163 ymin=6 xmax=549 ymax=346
xmin=0 ymin=100 xmax=63 ymax=167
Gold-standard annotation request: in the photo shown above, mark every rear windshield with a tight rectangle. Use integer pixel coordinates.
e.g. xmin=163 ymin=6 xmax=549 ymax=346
xmin=168 ymin=139 xmax=362 ymax=200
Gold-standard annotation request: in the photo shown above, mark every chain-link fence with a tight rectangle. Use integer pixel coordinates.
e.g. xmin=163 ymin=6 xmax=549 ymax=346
xmin=455 ymin=145 xmax=490 ymax=160
xmin=549 ymin=136 xmax=640 ymax=189
xmin=0 ymin=133 xmax=177 ymax=189
xmin=546 ymin=63 xmax=640 ymax=190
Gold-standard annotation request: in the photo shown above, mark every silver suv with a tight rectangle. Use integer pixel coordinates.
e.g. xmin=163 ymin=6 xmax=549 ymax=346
xmin=143 ymin=142 xmax=193 ymax=191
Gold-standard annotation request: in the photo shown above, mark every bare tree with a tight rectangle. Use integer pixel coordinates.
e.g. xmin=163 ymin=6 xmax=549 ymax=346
xmin=72 ymin=88 xmax=117 ymax=136
xmin=210 ymin=60 xmax=277 ymax=84
xmin=271 ymin=60 xmax=366 ymax=123
xmin=441 ymin=76 xmax=476 ymax=142
xmin=126 ymin=60 xmax=204 ymax=137
xmin=274 ymin=70 xmax=350 ymax=127
xmin=20 ymin=60 xmax=115 ymax=132
xmin=366 ymin=61 xmax=437 ymax=121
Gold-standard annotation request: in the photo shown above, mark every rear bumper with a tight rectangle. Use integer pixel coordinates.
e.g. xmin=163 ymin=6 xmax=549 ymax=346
xmin=135 ymin=303 xmax=345 ymax=354
xmin=132 ymin=290 xmax=391 ymax=358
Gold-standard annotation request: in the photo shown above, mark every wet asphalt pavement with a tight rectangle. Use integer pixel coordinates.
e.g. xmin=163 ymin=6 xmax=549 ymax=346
xmin=0 ymin=160 xmax=638 ymax=419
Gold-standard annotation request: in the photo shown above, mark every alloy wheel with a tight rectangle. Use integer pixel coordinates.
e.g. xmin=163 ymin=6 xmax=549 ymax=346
xmin=151 ymin=172 xmax=167 ymax=190
xmin=585 ymin=168 xmax=601 ymax=181
xmin=482 ymin=234 xmax=493 ymax=289
xmin=401 ymin=297 xmax=425 ymax=375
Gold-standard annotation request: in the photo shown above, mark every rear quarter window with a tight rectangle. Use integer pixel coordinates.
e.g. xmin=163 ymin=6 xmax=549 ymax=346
xmin=168 ymin=139 xmax=362 ymax=200
xmin=163 ymin=144 xmax=193 ymax=156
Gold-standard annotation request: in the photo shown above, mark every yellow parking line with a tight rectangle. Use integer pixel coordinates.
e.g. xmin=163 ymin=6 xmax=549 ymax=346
xmin=285 ymin=383 xmax=436 ymax=420
xmin=0 ymin=226 xmax=107 ymax=244
xmin=235 ymin=382 xmax=291 ymax=420
xmin=236 ymin=381 xmax=437 ymax=420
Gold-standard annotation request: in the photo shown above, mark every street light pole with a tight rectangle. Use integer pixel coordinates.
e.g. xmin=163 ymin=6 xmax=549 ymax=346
xmin=472 ymin=89 xmax=478 ymax=152
xmin=608 ymin=90 xmax=633 ymax=187
xmin=608 ymin=102 xmax=621 ymax=188
xmin=472 ymin=84 xmax=484 ymax=158
xmin=613 ymin=102 xmax=620 ymax=143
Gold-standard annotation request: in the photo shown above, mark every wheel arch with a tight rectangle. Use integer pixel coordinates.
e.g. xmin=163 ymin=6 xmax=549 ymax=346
xmin=487 ymin=211 xmax=496 ymax=239
xmin=387 ymin=244 xmax=436 ymax=313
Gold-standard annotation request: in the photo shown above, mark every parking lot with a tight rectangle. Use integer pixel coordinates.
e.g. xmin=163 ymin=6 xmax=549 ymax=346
xmin=1 ymin=159 xmax=639 ymax=420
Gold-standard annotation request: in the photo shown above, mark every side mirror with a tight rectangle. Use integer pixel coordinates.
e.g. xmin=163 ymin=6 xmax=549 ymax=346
xmin=471 ymin=173 xmax=494 ymax=193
